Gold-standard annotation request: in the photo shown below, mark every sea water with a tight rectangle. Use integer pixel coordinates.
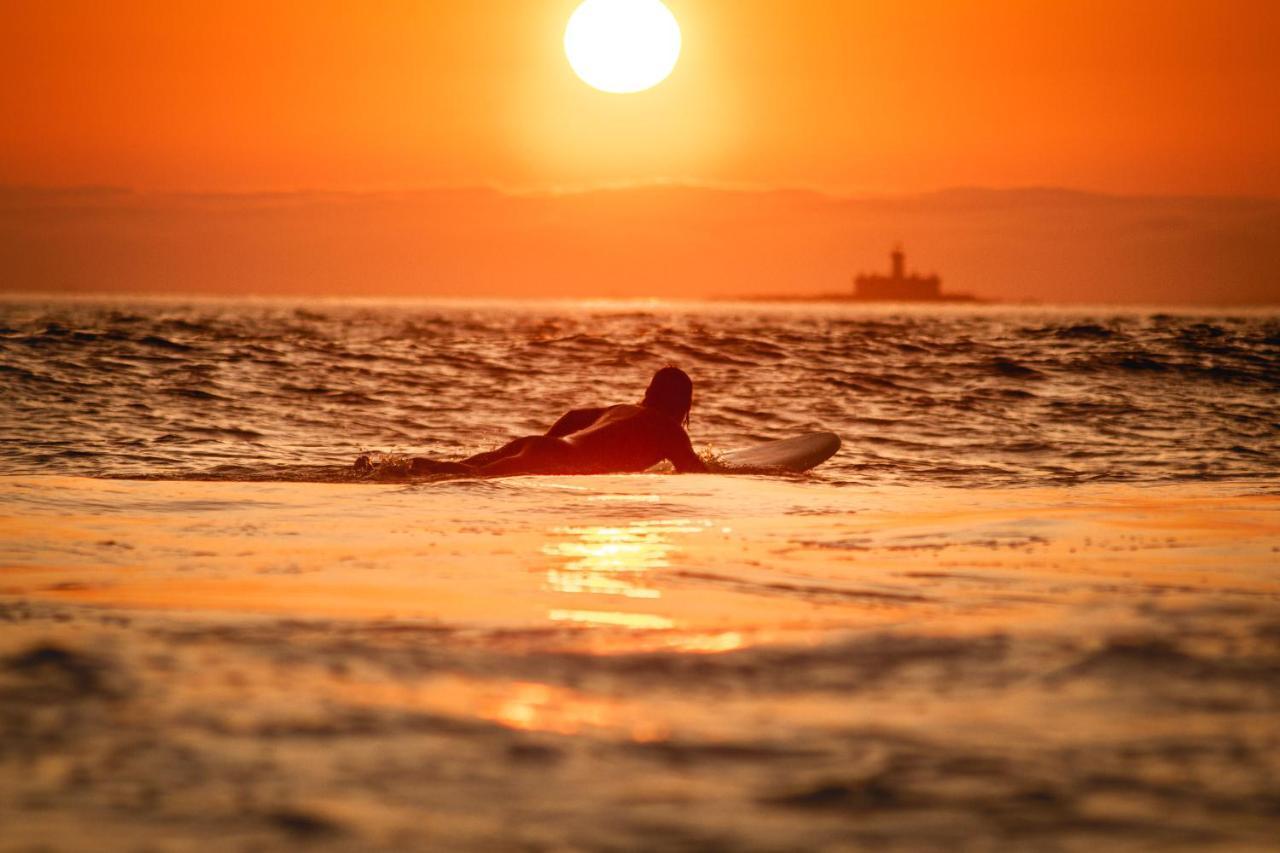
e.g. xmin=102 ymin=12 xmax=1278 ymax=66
xmin=2 ymin=297 xmax=1279 ymax=850
xmin=1 ymin=297 xmax=1276 ymax=483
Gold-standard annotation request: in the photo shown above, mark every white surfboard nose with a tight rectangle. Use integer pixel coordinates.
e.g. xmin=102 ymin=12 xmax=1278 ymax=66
xmin=720 ymin=432 xmax=841 ymax=472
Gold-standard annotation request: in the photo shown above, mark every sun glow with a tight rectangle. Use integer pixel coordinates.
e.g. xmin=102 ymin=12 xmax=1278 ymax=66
xmin=564 ymin=0 xmax=682 ymax=94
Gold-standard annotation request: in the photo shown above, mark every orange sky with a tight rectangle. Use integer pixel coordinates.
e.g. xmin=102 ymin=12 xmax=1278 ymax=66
xmin=4 ymin=0 xmax=1279 ymax=196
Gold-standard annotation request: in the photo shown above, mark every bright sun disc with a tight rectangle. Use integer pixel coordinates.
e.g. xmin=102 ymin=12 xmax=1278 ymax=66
xmin=564 ymin=0 xmax=682 ymax=94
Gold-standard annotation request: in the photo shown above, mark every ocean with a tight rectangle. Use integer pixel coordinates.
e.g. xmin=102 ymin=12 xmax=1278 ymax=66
xmin=2 ymin=297 xmax=1279 ymax=850
xmin=1 ymin=298 xmax=1277 ymax=483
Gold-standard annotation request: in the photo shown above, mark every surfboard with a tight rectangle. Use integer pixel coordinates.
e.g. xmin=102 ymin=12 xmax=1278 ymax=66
xmin=719 ymin=431 xmax=841 ymax=473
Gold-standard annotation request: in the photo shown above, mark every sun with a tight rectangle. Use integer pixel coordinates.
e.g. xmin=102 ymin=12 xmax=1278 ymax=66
xmin=564 ymin=0 xmax=682 ymax=94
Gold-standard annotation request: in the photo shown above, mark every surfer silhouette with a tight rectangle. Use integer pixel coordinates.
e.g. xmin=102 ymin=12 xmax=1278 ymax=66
xmin=368 ymin=366 xmax=707 ymax=477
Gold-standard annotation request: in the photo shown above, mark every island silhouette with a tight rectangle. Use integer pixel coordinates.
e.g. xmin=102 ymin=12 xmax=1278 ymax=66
xmin=737 ymin=244 xmax=980 ymax=303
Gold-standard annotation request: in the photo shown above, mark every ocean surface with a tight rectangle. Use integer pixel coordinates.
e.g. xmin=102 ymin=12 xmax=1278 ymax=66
xmin=1 ymin=297 xmax=1277 ymax=484
xmin=3 ymin=297 xmax=1280 ymax=850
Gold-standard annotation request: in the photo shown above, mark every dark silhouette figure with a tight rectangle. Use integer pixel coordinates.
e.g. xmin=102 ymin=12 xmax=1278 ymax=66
xmin=854 ymin=244 xmax=947 ymax=300
xmin=389 ymin=367 xmax=707 ymax=477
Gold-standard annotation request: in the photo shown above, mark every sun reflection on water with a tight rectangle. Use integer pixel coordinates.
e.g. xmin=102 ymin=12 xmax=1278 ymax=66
xmin=329 ymin=676 xmax=672 ymax=742
xmin=542 ymin=515 xmax=708 ymax=630
xmin=548 ymin=609 xmax=675 ymax=629
xmin=481 ymin=681 xmax=670 ymax=741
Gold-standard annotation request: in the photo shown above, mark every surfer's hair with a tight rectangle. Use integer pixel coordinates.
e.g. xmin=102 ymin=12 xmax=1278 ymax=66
xmin=643 ymin=366 xmax=693 ymax=425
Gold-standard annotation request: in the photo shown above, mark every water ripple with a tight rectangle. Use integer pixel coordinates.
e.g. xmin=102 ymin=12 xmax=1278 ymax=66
xmin=0 ymin=299 xmax=1276 ymax=485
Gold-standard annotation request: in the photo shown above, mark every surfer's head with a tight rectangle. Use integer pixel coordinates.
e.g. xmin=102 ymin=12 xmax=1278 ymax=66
xmin=643 ymin=366 xmax=694 ymax=425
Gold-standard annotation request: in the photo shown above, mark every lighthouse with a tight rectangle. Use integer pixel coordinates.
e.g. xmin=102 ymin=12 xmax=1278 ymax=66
xmin=854 ymin=245 xmax=943 ymax=300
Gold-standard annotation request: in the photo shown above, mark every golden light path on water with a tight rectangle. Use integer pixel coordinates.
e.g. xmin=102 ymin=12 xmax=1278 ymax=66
xmin=4 ymin=475 xmax=1279 ymax=646
xmin=545 ymin=515 xmax=715 ymax=632
xmin=5 ymin=474 xmax=1280 ymax=848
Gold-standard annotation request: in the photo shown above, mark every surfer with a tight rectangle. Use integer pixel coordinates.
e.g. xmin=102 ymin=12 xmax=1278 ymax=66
xmin=370 ymin=366 xmax=707 ymax=477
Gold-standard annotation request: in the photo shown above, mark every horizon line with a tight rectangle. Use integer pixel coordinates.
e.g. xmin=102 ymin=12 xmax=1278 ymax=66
xmin=3 ymin=290 xmax=1276 ymax=310
xmin=3 ymin=180 xmax=1279 ymax=204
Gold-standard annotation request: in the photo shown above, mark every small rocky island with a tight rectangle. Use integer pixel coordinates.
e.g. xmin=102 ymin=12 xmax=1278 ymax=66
xmin=739 ymin=245 xmax=980 ymax=303
xmin=854 ymin=245 xmax=974 ymax=301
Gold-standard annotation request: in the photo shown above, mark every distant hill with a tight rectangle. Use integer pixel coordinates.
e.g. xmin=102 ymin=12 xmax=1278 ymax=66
xmin=1 ymin=184 xmax=1277 ymax=305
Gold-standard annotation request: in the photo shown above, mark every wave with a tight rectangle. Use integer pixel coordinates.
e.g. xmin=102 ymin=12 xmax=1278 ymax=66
xmin=1 ymin=299 xmax=1277 ymax=486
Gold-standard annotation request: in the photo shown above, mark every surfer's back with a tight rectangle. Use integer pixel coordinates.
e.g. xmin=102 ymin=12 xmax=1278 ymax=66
xmin=564 ymin=404 xmax=705 ymax=473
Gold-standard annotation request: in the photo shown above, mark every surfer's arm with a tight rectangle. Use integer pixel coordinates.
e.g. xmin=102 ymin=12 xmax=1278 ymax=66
xmin=545 ymin=407 xmax=606 ymax=438
xmin=667 ymin=430 xmax=708 ymax=473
